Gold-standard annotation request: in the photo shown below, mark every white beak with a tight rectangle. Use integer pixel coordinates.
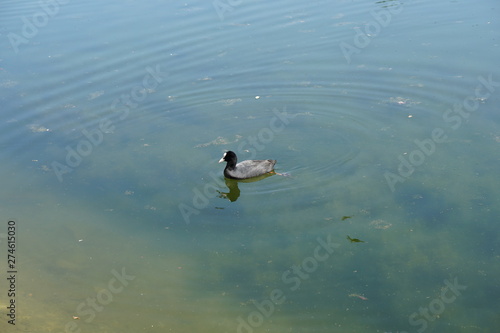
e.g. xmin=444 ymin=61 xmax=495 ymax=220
xmin=218 ymin=152 xmax=226 ymax=163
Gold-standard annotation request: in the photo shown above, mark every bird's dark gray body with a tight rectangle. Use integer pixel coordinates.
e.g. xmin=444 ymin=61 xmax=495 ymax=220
xmin=219 ymin=151 xmax=276 ymax=179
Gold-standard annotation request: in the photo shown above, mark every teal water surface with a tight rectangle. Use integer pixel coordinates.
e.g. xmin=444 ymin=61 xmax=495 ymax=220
xmin=0 ymin=0 xmax=499 ymax=332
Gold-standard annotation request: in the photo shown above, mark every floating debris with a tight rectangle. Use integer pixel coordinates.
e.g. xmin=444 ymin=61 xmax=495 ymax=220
xmin=220 ymin=98 xmax=242 ymax=106
xmin=385 ymin=96 xmax=421 ymax=107
xmin=324 ymin=215 xmax=353 ymax=222
xmin=347 ymin=235 xmax=364 ymax=243
xmin=349 ymin=293 xmax=368 ymax=301
xmin=28 ymin=124 xmax=51 ymax=132
xmin=369 ymin=219 xmax=392 ymax=230
xmin=194 ymin=135 xmax=242 ymax=148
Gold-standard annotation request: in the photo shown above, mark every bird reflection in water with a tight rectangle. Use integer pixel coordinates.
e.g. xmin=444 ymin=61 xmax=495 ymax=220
xmin=218 ymin=172 xmax=275 ymax=202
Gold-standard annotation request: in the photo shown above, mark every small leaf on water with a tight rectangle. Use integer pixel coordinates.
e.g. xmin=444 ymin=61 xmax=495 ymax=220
xmin=347 ymin=235 xmax=365 ymax=243
xmin=341 ymin=216 xmax=352 ymax=221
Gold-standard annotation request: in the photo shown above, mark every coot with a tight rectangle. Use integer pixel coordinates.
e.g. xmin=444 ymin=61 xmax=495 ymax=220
xmin=218 ymin=151 xmax=277 ymax=179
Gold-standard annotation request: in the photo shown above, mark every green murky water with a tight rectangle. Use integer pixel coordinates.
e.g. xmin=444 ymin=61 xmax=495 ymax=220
xmin=0 ymin=0 xmax=499 ymax=332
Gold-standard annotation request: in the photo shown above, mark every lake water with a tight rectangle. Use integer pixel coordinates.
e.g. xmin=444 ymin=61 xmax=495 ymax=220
xmin=0 ymin=0 xmax=499 ymax=332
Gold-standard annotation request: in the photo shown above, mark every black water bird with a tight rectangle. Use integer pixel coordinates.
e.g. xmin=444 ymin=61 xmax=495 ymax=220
xmin=218 ymin=151 xmax=276 ymax=179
